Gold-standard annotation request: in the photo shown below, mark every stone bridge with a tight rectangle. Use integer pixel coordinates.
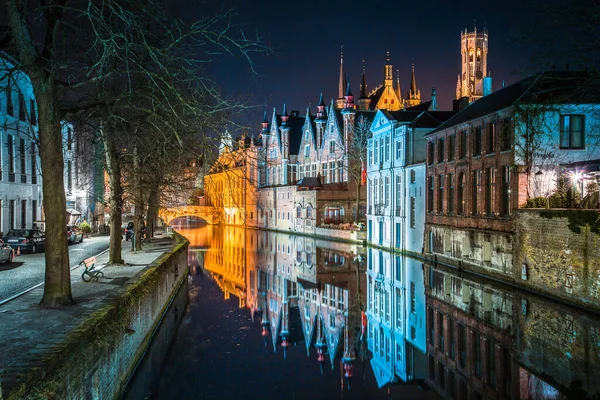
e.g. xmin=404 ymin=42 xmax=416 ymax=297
xmin=159 ymin=205 xmax=223 ymax=225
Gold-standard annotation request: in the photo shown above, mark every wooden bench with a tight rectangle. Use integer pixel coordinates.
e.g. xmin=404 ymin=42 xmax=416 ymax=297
xmin=80 ymin=256 xmax=105 ymax=282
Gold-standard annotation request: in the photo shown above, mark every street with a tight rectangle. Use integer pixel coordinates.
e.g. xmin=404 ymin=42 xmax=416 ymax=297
xmin=0 ymin=235 xmax=110 ymax=304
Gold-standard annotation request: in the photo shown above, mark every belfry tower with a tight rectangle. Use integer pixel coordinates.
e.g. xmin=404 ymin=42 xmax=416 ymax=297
xmin=457 ymin=27 xmax=488 ymax=103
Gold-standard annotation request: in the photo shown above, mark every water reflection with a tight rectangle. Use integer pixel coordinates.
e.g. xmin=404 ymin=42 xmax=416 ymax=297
xmin=152 ymin=224 xmax=600 ymax=400
xmin=423 ymin=262 xmax=600 ymax=399
xmin=168 ymin=224 xmax=438 ymax=399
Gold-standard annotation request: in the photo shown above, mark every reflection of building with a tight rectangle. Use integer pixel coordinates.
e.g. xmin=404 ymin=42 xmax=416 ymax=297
xmin=425 ymin=262 xmax=518 ymax=399
xmin=366 ymin=249 xmax=427 ymax=387
xmin=201 ymin=226 xmax=366 ymax=375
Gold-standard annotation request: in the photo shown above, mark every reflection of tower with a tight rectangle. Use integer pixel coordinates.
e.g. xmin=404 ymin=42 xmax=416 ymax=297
xmin=457 ymin=27 xmax=488 ymax=102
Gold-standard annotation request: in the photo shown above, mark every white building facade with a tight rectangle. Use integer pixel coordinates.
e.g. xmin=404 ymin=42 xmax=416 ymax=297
xmin=0 ymin=53 xmax=43 ymax=234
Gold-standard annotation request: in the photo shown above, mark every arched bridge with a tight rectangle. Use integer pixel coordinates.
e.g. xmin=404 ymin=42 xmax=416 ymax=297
xmin=159 ymin=206 xmax=223 ymax=225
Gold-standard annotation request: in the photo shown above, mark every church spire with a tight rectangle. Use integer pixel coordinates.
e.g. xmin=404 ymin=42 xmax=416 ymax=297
xmin=410 ymin=63 xmax=417 ymax=94
xmin=396 ymin=69 xmax=402 ymax=101
xmin=359 ymin=60 xmax=367 ymax=99
xmin=338 ymin=45 xmax=346 ymax=100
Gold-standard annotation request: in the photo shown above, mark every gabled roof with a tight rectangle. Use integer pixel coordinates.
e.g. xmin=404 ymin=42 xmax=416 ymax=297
xmin=411 ymin=111 xmax=457 ymax=128
xmin=271 ymin=114 xmax=309 ymax=155
xmin=297 ymin=176 xmax=322 ymax=189
xmin=406 ymin=100 xmax=432 ymax=111
xmin=427 ymin=70 xmax=600 ymax=136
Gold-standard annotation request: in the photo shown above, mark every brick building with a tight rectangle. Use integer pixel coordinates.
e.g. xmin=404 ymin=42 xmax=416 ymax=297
xmin=424 ymin=71 xmax=600 ymax=279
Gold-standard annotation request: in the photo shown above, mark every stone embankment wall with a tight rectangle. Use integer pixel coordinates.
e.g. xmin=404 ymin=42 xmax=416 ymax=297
xmin=514 ymin=209 xmax=600 ymax=312
xmin=10 ymin=235 xmax=189 ymax=400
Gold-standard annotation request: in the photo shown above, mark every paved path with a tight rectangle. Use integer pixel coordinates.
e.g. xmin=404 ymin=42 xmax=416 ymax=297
xmin=0 ymin=231 xmax=177 ymax=397
xmin=0 ymin=236 xmax=111 ymax=303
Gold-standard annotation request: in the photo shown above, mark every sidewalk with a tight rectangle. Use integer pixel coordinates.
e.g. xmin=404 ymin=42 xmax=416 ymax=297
xmin=0 ymin=230 xmax=177 ymax=398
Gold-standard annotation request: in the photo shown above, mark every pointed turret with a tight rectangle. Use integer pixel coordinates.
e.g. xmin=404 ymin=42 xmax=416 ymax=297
xmin=336 ymin=46 xmax=347 ymax=109
xmin=219 ymin=128 xmax=233 ymax=154
xmin=281 ymin=102 xmax=289 ymax=124
xmin=261 ymin=110 xmax=269 ymax=134
xmin=344 ymin=80 xmax=354 ymax=109
xmin=456 ymin=74 xmax=462 ymax=99
xmin=406 ymin=63 xmax=421 ymax=108
xmin=357 ymin=62 xmax=371 ymax=111
xmin=396 ymin=69 xmax=402 ymax=101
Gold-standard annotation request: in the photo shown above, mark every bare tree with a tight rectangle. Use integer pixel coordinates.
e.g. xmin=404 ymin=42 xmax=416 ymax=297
xmin=346 ymin=114 xmax=370 ymax=224
xmin=1 ymin=0 xmax=267 ymax=306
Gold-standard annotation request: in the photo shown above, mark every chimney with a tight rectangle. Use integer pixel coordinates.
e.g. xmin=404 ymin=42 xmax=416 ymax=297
xmin=452 ymin=97 xmax=470 ymax=112
xmin=483 ymin=76 xmax=493 ymax=96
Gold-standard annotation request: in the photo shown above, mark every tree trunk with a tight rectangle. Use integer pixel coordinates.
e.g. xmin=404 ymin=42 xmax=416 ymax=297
xmin=100 ymin=124 xmax=124 ymax=264
xmin=147 ymin=185 xmax=159 ymax=238
xmin=133 ymin=145 xmax=144 ymax=251
xmin=355 ymin=180 xmax=361 ymax=224
xmin=5 ymin=0 xmax=73 ymax=307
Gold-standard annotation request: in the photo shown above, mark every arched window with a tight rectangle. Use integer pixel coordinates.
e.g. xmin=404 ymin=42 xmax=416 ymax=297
xmin=458 ymin=173 xmax=465 ymax=215
xmin=296 ymin=205 xmax=302 ymax=218
xmin=307 ymin=205 xmax=313 ymax=219
xmin=476 ymin=47 xmax=481 ymax=62
xmin=469 ymin=48 xmax=474 ymax=62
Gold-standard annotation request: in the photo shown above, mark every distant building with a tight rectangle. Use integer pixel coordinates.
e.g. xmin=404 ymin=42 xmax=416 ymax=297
xmin=456 ymin=27 xmax=489 ymax=103
xmin=0 ymin=52 xmax=43 ymax=234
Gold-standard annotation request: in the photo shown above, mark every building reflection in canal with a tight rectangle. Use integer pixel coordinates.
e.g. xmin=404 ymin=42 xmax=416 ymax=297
xmin=170 ymin=224 xmax=600 ymax=399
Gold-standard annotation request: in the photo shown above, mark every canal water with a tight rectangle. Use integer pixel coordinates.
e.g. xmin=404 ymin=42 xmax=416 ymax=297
xmin=127 ymin=221 xmax=600 ymax=400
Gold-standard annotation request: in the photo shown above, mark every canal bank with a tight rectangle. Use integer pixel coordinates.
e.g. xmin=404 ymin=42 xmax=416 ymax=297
xmin=0 ymin=231 xmax=188 ymax=400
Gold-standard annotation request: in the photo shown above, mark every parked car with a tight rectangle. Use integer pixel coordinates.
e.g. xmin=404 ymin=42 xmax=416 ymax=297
xmin=66 ymin=225 xmax=84 ymax=244
xmin=3 ymin=229 xmax=45 ymax=253
xmin=0 ymin=239 xmax=14 ymax=264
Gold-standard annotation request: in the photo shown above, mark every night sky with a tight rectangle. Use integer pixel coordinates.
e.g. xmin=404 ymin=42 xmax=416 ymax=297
xmin=180 ymin=0 xmax=563 ymax=129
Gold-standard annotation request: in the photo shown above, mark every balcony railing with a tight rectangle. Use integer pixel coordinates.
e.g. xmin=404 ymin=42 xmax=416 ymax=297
xmin=374 ymin=204 xmax=385 ymax=216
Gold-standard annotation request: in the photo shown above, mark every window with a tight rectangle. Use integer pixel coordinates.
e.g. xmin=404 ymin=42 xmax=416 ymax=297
xmin=304 ymin=144 xmax=310 ymax=157
xmin=32 ymin=200 xmax=37 ymax=224
xmin=500 ymin=118 xmax=511 ymax=151
xmin=473 ymin=126 xmax=482 ymax=156
xmin=560 ymin=115 xmax=584 ymax=149
xmin=8 ymin=200 xmax=15 ymax=231
xmin=385 ymin=176 xmax=390 ymax=206
xmin=472 ymin=170 xmax=481 ymax=214
xmin=396 ymin=140 xmax=402 ymax=159
xmin=8 ymin=135 xmax=15 ymax=182
xmin=18 ymin=94 xmax=26 ymax=121
xmin=459 ymin=130 xmax=467 ymax=158
xmin=501 ymin=166 xmax=511 ymax=216
xmin=395 ymin=174 xmax=402 ymax=213
xmin=487 ymin=123 xmax=496 ymax=153
xmin=6 ymin=88 xmax=13 ymax=116
xmin=485 ymin=168 xmax=495 ymax=215
xmin=458 ymin=173 xmax=465 ymax=215
xmin=396 ymin=288 xmax=402 ymax=327
xmin=410 ymin=169 xmax=416 ymax=183
xmin=476 ymin=47 xmax=481 ymax=62
xmin=20 ymin=200 xmax=26 ymax=229
xmin=437 ymin=138 xmax=445 ymax=163
xmin=20 ymin=139 xmax=26 ymax=183
xmin=438 ymin=312 xmax=445 ymax=352
xmin=448 ymin=135 xmax=455 ymax=160
xmin=488 ymin=337 xmax=496 ymax=389
xmin=329 ymin=140 xmax=335 ymax=154
xmin=458 ymin=324 xmax=466 ymax=368
xmin=448 ymin=318 xmax=455 ymax=360
xmin=409 ymin=282 xmax=416 ymax=313
xmin=448 ymin=173 xmax=455 ymax=214
xmin=427 ymin=141 xmax=435 ymax=164
xmin=368 ymin=147 xmax=373 ymax=165
xmin=469 ymin=48 xmax=474 ymax=62
xmin=427 ymin=176 xmax=434 ymax=212
xmin=306 ymin=205 xmax=313 ymax=219
xmin=473 ymin=331 xmax=482 ymax=378
xmin=385 ymin=136 xmax=390 ymax=162
xmin=30 ymin=100 xmax=37 ymax=125
xmin=410 ymin=197 xmax=416 ymax=228
xmin=438 ymin=174 xmax=444 ymax=212
xmin=427 ymin=307 xmax=434 ymax=344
